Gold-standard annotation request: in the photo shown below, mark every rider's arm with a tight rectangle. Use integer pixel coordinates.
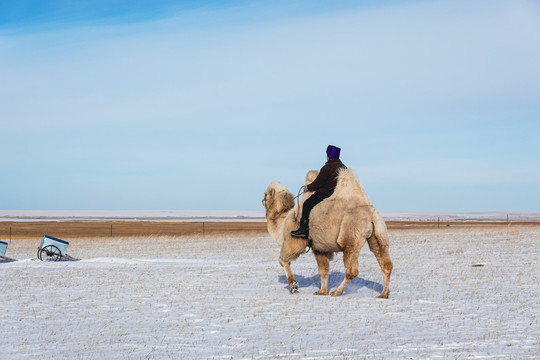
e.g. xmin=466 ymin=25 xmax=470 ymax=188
xmin=306 ymin=165 xmax=330 ymax=192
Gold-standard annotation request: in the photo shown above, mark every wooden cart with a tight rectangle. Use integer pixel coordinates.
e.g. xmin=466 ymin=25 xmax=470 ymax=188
xmin=0 ymin=241 xmax=16 ymax=262
xmin=37 ymin=235 xmax=79 ymax=261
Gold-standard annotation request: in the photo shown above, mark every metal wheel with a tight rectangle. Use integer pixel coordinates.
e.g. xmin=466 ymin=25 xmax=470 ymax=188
xmin=38 ymin=245 xmax=62 ymax=261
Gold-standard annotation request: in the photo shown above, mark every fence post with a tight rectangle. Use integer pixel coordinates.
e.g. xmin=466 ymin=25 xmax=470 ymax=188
xmin=10 ymin=226 xmax=11 ymax=242
xmin=110 ymin=223 xmax=113 ymax=238
xmin=203 ymin=222 xmax=205 ymax=236
xmin=438 ymin=217 xmax=440 ymax=229
xmin=506 ymin=214 xmax=509 ymax=241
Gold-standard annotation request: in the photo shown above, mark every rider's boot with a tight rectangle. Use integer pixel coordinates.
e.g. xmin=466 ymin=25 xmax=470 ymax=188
xmin=291 ymin=219 xmax=309 ymax=238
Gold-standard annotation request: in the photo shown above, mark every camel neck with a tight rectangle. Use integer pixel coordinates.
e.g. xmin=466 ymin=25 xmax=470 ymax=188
xmin=267 ymin=209 xmax=288 ymax=222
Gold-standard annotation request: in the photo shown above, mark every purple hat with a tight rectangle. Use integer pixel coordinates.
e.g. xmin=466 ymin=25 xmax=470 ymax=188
xmin=326 ymin=145 xmax=341 ymax=159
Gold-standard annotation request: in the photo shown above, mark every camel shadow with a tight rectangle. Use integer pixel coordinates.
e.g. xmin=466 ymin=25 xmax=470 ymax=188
xmin=278 ymin=272 xmax=383 ymax=296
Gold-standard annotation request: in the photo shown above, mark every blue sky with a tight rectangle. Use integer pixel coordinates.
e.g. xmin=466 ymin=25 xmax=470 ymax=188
xmin=1 ymin=0 xmax=539 ymax=212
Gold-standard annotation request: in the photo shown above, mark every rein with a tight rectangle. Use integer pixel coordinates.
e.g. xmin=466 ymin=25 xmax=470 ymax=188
xmin=293 ymin=185 xmax=313 ymax=253
xmin=293 ymin=185 xmax=306 ymax=224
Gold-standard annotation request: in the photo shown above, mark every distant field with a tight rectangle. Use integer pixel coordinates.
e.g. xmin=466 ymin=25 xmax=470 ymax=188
xmin=1 ymin=219 xmax=539 ymax=239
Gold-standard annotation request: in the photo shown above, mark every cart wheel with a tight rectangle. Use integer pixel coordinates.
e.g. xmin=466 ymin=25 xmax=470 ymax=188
xmin=38 ymin=245 xmax=62 ymax=262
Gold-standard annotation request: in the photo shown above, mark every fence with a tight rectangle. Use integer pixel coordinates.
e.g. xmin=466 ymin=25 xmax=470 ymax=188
xmin=1 ymin=216 xmax=539 ymax=240
xmin=0 ymin=221 xmax=268 ymax=240
xmin=383 ymin=215 xmax=540 ymax=230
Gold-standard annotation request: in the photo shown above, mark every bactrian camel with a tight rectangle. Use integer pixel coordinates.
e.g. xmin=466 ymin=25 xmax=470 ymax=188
xmin=262 ymin=168 xmax=393 ymax=298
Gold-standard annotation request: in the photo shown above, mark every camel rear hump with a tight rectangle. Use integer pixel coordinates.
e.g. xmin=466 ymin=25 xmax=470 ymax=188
xmin=333 ymin=169 xmax=390 ymax=248
xmin=333 ymin=168 xmax=371 ymax=205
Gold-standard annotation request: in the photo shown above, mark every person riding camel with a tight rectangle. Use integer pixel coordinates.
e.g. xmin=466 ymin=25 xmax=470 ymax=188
xmin=291 ymin=145 xmax=347 ymax=238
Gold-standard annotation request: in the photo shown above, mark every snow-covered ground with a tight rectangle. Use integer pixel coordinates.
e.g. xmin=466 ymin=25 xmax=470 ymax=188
xmin=1 ymin=210 xmax=539 ymax=222
xmin=0 ymin=210 xmax=266 ymax=222
xmin=1 ymin=227 xmax=539 ymax=359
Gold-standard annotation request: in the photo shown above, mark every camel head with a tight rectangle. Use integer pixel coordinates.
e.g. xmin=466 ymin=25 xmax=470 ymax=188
xmin=262 ymin=181 xmax=295 ymax=220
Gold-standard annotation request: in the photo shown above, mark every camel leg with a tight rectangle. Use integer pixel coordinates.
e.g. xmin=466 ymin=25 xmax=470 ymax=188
xmin=313 ymin=251 xmax=330 ymax=295
xmin=331 ymin=247 xmax=360 ymax=297
xmin=279 ymin=258 xmax=298 ymax=293
xmin=278 ymin=236 xmax=308 ymax=294
xmin=367 ymin=236 xmax=393 ymax=299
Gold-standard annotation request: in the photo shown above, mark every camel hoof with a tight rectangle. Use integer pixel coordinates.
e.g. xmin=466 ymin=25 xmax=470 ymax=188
xmin=313 ymin=290 xmax=328 ymax=296
xmin=289 ymin=281 xmax=298 ymax=293
xmin=330 ymin=290 xmax=343 ymax=297
xmin=377 ymin=291 xmax=389 ymax=299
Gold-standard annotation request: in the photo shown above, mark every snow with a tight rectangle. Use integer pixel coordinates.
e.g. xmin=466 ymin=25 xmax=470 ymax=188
xmin=2 ymin=210 xmax=539 ymax=222
xmin=0 ymin=210 xmax=266 ymax=222
xmin=1 ymin=228 xmax=539 ymax=359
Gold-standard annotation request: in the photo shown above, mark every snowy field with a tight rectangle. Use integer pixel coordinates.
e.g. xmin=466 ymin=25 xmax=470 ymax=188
xmin=2 ymin=210 xmax=540 ymax=223
xmin=1 ymin=227 xmax=539 ymax=359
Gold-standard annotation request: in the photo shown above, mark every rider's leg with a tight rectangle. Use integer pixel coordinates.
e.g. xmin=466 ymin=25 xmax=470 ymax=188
xmin=291 ymin=191 xmax=329 ymax=237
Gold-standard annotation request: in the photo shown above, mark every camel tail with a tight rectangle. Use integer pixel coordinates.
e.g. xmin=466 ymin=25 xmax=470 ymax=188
xmin=371 ymin=206 xmax=390 ymax=248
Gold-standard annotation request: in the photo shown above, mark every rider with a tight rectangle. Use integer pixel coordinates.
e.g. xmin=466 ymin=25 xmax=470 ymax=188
xmin=291 ymin=145 xmax=347 ymax=238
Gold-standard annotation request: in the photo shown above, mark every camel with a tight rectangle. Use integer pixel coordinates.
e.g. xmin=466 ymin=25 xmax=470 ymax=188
xmin=262 ymin=168 xmax=393 ymax=298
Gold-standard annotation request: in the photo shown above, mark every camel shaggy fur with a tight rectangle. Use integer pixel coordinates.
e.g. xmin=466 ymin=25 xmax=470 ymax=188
xmin=262 ymin=168 xmax=393 ymax=298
